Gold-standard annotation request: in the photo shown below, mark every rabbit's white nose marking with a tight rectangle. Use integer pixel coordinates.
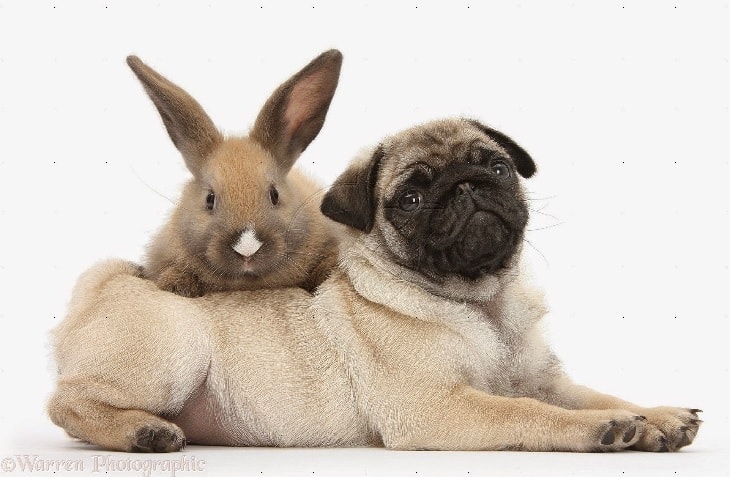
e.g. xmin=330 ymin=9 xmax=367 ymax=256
xmin=232 ymin=228 xmax=263 ymax=258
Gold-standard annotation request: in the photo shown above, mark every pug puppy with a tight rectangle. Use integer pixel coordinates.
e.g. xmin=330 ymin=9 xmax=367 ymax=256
xmin=48 ymin=118 xmax=701 ymax=453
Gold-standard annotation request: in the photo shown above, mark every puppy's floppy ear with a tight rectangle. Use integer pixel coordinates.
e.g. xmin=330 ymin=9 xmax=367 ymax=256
xmin=321 ymin=146 xmax=384 ymax=233
xmin=126 ymin=56 xmax=223 ymax=179
xmin=466 ymin=119 xmax=536 ymax=178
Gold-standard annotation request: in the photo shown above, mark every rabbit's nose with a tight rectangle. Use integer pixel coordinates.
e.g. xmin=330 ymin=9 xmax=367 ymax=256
xmin=232 ymin=227 xmax=263 ymax=258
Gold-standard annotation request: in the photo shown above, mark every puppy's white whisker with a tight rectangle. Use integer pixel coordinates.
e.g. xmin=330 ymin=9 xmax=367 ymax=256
xmin=529 ymin=209 xmax=560 ymax=221
xmin=523 ymin=238 xmax=549 ymax=267
xmin=529 ymin=201 xmax=554 ymax=214
xmin=526 ymin=222 xmax=564 ymax=233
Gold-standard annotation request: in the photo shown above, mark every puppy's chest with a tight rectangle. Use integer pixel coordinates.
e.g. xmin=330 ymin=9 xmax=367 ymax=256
xmin=446 ymin=311 xmax=536 ymax=396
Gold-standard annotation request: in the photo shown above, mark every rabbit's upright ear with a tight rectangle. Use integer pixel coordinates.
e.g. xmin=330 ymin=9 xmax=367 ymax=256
xmin=127 ymin=56 xmax=223 ymax=178
xmin=251 ymin=50 xmax=343 ymax=172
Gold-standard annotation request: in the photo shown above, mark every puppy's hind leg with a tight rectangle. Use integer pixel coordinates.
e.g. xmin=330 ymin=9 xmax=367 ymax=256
xmin=48 ymin=335 xmax=209 ymax=453
xmin=48 ymin=390 xmax=185 ymax=452
xmin=49 ymin=275 xmax=212 ymax=452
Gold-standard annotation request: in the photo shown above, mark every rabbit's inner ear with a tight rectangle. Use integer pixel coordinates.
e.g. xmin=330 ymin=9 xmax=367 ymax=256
xmin=251 ymin=50 xmax=343 ymax=173
xmin=283 ymin=73 xmax=335 ymax=146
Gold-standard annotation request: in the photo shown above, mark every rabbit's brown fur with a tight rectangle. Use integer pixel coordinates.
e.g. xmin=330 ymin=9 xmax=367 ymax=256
xmin=127 ymin=51 xmax=344 ymax=297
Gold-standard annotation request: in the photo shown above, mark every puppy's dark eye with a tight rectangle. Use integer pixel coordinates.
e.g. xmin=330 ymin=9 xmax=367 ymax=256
xmin=491 ymin=161 xmax=510 ymax=178
xmin=205 ymin=191 xmax=216 ymax=211
xmin=399 ymin=190 xmax=422 ymax=212
xmin=269 ymin=185 xmax=279 ymax=206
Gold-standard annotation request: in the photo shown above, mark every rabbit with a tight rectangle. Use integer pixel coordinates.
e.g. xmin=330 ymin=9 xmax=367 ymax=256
xmin=126 ymin=50 xmax=345 ymax=297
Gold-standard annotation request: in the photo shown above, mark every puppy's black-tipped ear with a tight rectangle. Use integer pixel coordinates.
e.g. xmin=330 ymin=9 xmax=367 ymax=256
xmin=321 ymin=146 xmax=384 ymax=233
xmin=466 ymin=119 xmax=536 ymax=178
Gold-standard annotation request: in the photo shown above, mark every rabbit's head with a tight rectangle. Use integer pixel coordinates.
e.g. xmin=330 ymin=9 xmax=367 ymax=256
xmin=127 ymin=51 xmax=342 ymax=291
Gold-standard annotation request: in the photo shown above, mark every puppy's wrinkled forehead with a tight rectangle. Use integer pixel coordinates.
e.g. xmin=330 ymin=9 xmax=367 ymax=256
xmin=377 ymin=119 xmax=507 ymax=190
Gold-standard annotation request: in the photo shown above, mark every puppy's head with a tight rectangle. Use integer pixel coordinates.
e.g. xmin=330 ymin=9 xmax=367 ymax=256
xmin=322 ymin=118 xmax=535 ymax=295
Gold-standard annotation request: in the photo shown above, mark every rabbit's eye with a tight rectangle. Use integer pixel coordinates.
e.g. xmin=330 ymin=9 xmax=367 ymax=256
xmin=205 ymin=191 xmax=216 ymax=211
xmin=269 ymin=186 xmax=280 ymax=206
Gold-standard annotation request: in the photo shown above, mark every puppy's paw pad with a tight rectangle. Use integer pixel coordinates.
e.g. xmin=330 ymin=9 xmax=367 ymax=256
xmin=131 ymin=423 xmax=186 ymax=453
xmin=622 ymin=422 xmax=639 ymax=443
xmin=597 ymin=415 xmax=644 ymax=451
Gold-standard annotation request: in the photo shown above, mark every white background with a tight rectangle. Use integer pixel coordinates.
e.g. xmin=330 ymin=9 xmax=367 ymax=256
xmin=0 ymin=1 xmax=728 ymax=476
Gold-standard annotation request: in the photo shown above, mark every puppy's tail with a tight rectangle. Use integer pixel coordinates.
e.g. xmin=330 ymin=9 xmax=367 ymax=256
xmin=65 ymin=259 xmax=144 ymax=317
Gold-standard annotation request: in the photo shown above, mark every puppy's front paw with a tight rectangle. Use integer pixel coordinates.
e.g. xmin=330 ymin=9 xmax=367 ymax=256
xmin=131 ymin=421 xmax=186 ymax=453
xmin=631 ymin=407 xmax=702 ymax=452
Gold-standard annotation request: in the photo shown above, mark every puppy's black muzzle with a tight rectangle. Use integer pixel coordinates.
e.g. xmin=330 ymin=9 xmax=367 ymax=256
xmin=423 ymin=167 xmax=527 ymax=278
